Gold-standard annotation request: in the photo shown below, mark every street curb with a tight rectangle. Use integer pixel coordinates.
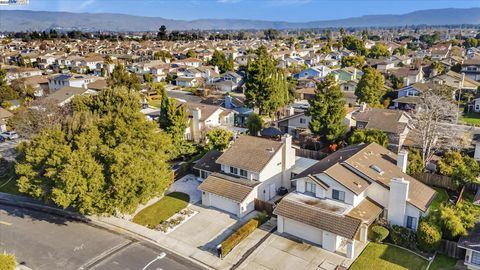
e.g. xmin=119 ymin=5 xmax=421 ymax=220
xmin=0 ymin=193 xmax=213 ymax=270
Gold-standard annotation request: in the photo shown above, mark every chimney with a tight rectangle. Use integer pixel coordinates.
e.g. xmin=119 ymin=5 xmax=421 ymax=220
xmin=353 ymin=68 xmax=357 ymax=80
xmin=397 ymin=149 xmax=408 ymax=173
xmin=214 ymin=65 xmax=219 ymax=74
xmin=387 ymin=177 xmax=410 ymax=227
xmin=225 ymin=95 xmax=233 ymax=109
xmin=287 ymin=106 xmax=295 ymax=116
xmin=359 ymin=102 xmax=367 ymax=112
xmin=281 ymin=134 xmax=295 ymax=189
xmin=191 ymin=107 xmax=202 ymax=142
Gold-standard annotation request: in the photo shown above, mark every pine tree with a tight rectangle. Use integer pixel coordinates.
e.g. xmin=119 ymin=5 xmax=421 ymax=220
xmin=355 ymin=67 xmax=386 ymax=106
xmin=107 ymin=64 xmax=141 ymax=91
xmin=306 ymin=75 xmax=346 ymax=143
xmin=245 ymin=46 xmax=289 ymax=116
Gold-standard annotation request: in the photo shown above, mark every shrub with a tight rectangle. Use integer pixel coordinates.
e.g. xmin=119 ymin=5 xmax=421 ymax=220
xmin=417 ymin=221 xmax=442 ymax=252
xmin=370 ymin=225 xmax=389 ymax=243
xmin=389 ymin=225 xmax=417 ymax=250
xmin=255 ymin=211 xmax=269 ymax=225
xmin=0 ymin=254 xmax=16 ymax=270
xmin=221 ymin=219 xmax=259 ymax=256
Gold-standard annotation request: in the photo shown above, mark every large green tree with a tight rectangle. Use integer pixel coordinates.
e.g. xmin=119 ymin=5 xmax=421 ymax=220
xmin=245 ymin=46 xmax=289 ymax=116
xmin=107 ymin=64 xmax=141 ymax=91
xmin=0 ymin=67 xmax=19 ymax=103
xmin=355 ymin=67 xmax=386 ymax=106
xmin=340 ymin=55 xmax=365 ymax=69
xmin=246 ymin=113 xmax=263 ymax=136
xmin=348 ymin=128 xmax=388 ymax=148
xmin=368 ymin=43 xmax=391 ymax=58
xmin=206 ymin=129 xmax=233 ymax=151
xmin=438 ymin=151 xmax=480 ymax=188
xmin=16 ymin=88 xmax=173 ymax=215
xmin=306 ymin=75 xmax=346 ymax=143
xmin=209 ymin=50 xmax=234 ymax=74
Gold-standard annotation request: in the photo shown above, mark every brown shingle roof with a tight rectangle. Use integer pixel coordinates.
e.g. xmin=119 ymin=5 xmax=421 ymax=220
xmin=216 ymin=135 xmax=283 ymax=173
xmin=352 ymin=108 xmax=409 ymax=134
xmin=193 ymin=150 xmax=222 ymax=173
xmin=346 ymin=197 xmax=383 ymax=225
xmin=198 ymin=173 xmax=257 ymax=203
xmin=273 ymin=195 xmax=361 ymax=239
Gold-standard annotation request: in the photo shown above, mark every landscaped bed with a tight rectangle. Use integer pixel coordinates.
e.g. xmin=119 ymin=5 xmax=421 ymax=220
xmin=132 ymin=192 xmax=190 ymax=229
xmin=350 ymin=243 xmax=429 ymax=270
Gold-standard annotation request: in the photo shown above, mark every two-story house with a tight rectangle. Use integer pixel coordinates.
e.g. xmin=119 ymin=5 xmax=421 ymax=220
xmin=198 ymin=135 xmax=296 ymax=218
xmin=48 ymin=74 xmax=98 ymax=92
xmin=274 ymin=143 xmax=436 ymax=259
xmin=351 ymin=106 xmax=412 ymax=152
xmin=184 ymin=103 xmax=236 ymax=142
xmin=293 ymin=65 xmax=331 ymax=80
xmin=462 ymin=58 xmax=480 ymax=81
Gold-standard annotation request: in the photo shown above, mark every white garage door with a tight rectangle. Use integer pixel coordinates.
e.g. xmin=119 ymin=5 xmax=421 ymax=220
xmin=210 ymin=194 xmax=240 ymax=215
xmin=284 ymin=217 xmax=323 ymax=246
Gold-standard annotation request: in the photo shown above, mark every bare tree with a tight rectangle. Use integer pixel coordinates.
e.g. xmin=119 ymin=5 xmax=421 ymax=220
xmin=8 ymin=99 xmax=71 ymax=139
xmin=412 ymin=91 xmax=458 ymax=164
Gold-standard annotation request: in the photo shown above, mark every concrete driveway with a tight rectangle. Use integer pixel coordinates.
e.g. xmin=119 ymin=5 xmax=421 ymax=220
xmin=169 ymin=174 xmax=202 ymax=204
xmin=238 ymin=233 xmax=362 ymax=270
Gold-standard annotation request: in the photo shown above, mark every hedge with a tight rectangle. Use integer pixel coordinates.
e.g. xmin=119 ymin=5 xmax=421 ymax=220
xmin=417 ymin=221 xmax=442 ymax=252
xmin=370 ymin=225 xmax=389 ymax=243
xmin=221 ymin=219 xmax=259 ymax=257
xmin=0 ymin=254 xmax=16 ymax=270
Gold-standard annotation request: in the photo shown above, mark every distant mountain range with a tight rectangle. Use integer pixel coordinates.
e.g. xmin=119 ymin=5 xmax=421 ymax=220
xmin=1 ymin=8 xmax=480 ymax=32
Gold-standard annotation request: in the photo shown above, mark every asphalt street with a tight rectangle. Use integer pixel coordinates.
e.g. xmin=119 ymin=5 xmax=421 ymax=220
xmin=0 ymin=204 xmax=205 ymax=270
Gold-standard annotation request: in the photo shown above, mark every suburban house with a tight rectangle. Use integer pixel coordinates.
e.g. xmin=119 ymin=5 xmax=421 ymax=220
xmin=276 ymin=112 xmax=310 ymax=139
xmin=184 ymin=103 xmax=235 ymax=142
xmin=458 ymin=223 xmax=480 ymax=270
xmin=293 ymin=65 xmax=331 ymax=80
xmin=393 ymin=82 xmax=455 ymax=111
xmin=176 ymin=76 xmax=201 ymax=88
xmin=351 ymin=106 xmax=412 ymax=152
xmin=48 ymin=74 xmax=98 ymax=92
xmin=43 ymin=86 xmax=96 ymax=107
xmin=462 ymin=58 xmax=480 ymax=81
xmin=274 ymin=142 xmax=436 ymax=259
xmin=0 ymin=107 xmax=13 ymax=133
xmin=389 ymin=67 xmax=424 ymax=86
xmin=198 ymin=135 xmax=296 ymax=218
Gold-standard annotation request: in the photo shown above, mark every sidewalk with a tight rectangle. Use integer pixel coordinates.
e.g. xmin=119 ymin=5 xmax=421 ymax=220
xmin=0 ymin=192 xmax=275 ymax=270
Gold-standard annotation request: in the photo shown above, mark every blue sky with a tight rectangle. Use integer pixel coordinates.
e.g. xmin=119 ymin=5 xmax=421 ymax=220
xmin=3 ymin=0 xmax=480 ymax=22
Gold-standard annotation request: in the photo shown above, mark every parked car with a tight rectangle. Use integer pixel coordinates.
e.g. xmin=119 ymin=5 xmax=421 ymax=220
xmin=1 ymin=131 xmax=19 ymax=140
xmin=0 ymin=136 xmax=5 ymax=143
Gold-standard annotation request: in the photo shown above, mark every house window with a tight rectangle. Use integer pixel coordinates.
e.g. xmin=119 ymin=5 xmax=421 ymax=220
xmin=200 ymin=170 xmax=209 ymax=179
xmin=332 ymin=189 xmax=345 ymax=202
xmin=406 ymin=216 xmax=417 ymax=230
xmin=306 ymin=182 xmax=316 ymax=193
xmin=300 ymin=118 xmax=306 ymax=124
xmin=472 ymin=251 xmax=480 ymax=265
xmin=240 ymin=169 xmax=247 ymax=177
xmin=230 ymin=167 xmax=238 ymax=175
xmin=476 ymin=104 xmax=479 ymax=110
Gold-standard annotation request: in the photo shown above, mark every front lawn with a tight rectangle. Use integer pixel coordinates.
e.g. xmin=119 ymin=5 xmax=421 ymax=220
xmin=429 ymin=254 xmax=457 ymax=270
xmin=350 ymin=243 xmax=428 ymax=270
xmin=148 ymin=99 xmax=162 ymax=108
xmin=462 ymin=112 xmax=480 ymax=125
xmin=132 ymin=192 xmax=190 ymax=229
xmin=429 ymin=188 xmax=449 ymax=212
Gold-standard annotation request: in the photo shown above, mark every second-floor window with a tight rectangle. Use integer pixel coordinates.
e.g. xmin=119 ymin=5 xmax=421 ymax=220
xmin=230 ymin=167 xmax=238 ymax=174
xmin=332 ymin=189 xmax=345 ymax=202
xmin=300 ymin=118 xmax=306 ymax=124
xmin=306 ymin=182 xmax=316 ymax=193
xmin=240 ymin=169 xmax=247 ymax=177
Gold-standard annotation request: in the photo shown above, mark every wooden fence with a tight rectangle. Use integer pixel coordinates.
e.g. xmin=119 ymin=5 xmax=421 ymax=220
xmin=413 ymin=172 xmax=456 ymax=191
xmin=254 ymin=199 xmax=276 ymax=217
xmin=295 ymin=148 xmax=328 ymax=160
xmin=438 ymin=239 xmax=465 ymax=259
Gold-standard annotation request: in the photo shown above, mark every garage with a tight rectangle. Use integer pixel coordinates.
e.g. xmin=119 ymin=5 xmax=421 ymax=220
xmin=209 ymin=193 xmax=240 ymax=216
xmin=283 ymin=217 xmax=323 ymax=246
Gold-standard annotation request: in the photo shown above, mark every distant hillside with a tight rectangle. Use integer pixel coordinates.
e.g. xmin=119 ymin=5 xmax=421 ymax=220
xmin=1 ymin=8 xmax=480 ymax=32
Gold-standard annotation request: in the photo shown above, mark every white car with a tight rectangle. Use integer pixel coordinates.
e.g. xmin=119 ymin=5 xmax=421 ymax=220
xmin=1 ymin=131 xmax=19 ymax=140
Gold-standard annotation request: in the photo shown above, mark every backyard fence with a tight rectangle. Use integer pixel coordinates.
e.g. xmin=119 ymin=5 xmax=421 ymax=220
xmin=413 ymin=173 xmax=456 ymax=191
xmin=438 ymin=239 xmax=465 ymax=259
xmin=254 ymin=199 xmax=276 ymax=217
xmin=295 ymin=148 xmax=328 ymax=160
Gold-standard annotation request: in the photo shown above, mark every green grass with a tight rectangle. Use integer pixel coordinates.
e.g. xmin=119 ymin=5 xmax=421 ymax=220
xmin=429 ymin=254 xmax=457 ymax=270
xmin=350 ymin=243 xmax=428 ymax=270
xmin=430 ymin=188 xmax=449 ymax=212
xmin=148 ymin=99 xmax=162 ymax=108
xmin=462 ymin=112 xmax=480 ymax=125
xmin=132 ymin=192 xmax=190 ymax=229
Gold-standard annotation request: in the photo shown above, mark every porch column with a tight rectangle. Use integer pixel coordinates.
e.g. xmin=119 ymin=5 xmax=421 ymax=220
xmin=346 ymin=239 xmax=355 ymax=259
xmin=360 ymin=224 xmax=368 ymax=242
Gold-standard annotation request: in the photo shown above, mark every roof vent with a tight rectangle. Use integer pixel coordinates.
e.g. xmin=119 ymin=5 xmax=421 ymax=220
xmin=267 ymin=147 xmax=275 ymax=153
xmin=353 ymin=181 xmax=362 ymax=188
xmin=370 ymin=165 xmax=384 ymax=175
